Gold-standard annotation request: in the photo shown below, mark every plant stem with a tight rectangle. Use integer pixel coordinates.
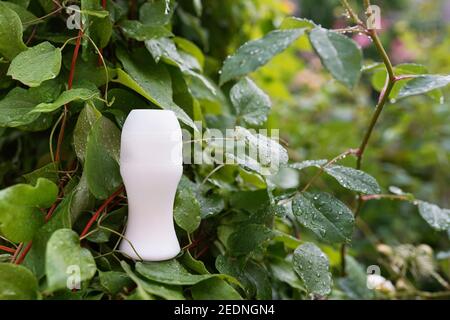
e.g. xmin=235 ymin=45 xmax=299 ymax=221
xmin=340 ymin=0 xmax=363 ymax=25
xmin=55 ymin=29 xmax=83 ymax=163
xmin=301 ymin=148 xmax=359 ymax=192
xmin=0 ymin=245 xmax=15 ymax=254
xmin=340 ymin=1 xmax=398 ymax=275
xmin=80 ymin=186 xmax=125 ymax=238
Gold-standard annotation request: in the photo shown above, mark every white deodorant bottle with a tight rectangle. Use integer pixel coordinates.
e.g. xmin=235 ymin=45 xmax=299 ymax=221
xmin=119 ymin=109 xmax=182 ymax=261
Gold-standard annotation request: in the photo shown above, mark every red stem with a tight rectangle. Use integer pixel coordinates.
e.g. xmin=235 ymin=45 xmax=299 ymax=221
xmin=0 ymin=245 xmax=15 ymax=254
xmin=55 ymin=30 xmax=83 ymax=163
xmin=80 ymin=186 xmax=125 ymax=238
xmin=14 ymin=242 xmax=33 ymax=265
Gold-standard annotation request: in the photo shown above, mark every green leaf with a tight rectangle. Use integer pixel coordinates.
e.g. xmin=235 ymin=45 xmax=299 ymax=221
xmin=191 ymin=278 xmax=242 ymax=300
xmin=120 ymin=20 xmax=173 ymax=41
xmin=115 ymin=48 xmax=196 ymax=129
xmin=417 ymin=201 xmax=450 ymax=231
xmin=139 ymin=0 xmax=174 ymax=26
xmin=136 ymin=259 xmax=213 ymax=285
xmin=398 ymin=75 xmax=450 ymax=99
xmin=338 ymin=256 xmax=374 ymax=299
xmin=31 ymin=88 xmax=99 ymax=114
xmin=98 ymin=271 xmax=133 ymax=295
xmin=45 ymin=229 xmax=97 ymax=292
xmin=230 ymin=77 xmax=271 ymax=126
xmin=292 ymin=192 xmax=354 ymax=244
xmin=293 ymin=242 xmax=332 ymax=296
xmin=180 ymin=251 xmax=210 ymax=274
xmin=219 ymin=28 xmax=306 ymax=85
xmin=174 ymin=176 xmax=201 ymax=233
xmin=0 ymin=88 xmax=40 ymax=127
xmin=269 ymin=257 xmax=305 ymax=291
xmin=73 ymin=103 xmax=102 ymax=162
xmin=0 ymin=263 xmax=38 ymax=299
xmin=23 ymin=162 xmax=59 ymax=185
xmin=7 ymin=42 xmax=61 ymax=87
xmin=0 ymin=2 xmax=27 ymax=60
xmin=1 ymin=2 xmax=40 ymax=28
xmin=279 ymin=17 xmax=316 ymax=30
xmin=0 ymin=178 xmax=58 ymax=242
xmin=85 ymin=115 xmax=122 ymax=199
xmin=81 ymin=0 xmax=112 ymax=52
xmin=0 ymin=79 xmax=61 ymax=128
xmin=371 ymin=64 xmax=443 ymax=101
xmin=226 ymin=126 xmax=289 ymax=176
xmin=227 ymin=224 xmax=273 ymax=256
xmin=121 ymin=261 xmax=184 ymax=300
xmin=215 ymin=256 xmax=271 ymax=299
xmin=309 ymin=27 xmax=362 ymax=88
xmin=324 ymin=165 xmax=381 ymax=194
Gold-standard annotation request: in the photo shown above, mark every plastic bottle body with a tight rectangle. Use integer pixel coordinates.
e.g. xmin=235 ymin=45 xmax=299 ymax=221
xmin=119 ymin=110 xmax=182 ymax=261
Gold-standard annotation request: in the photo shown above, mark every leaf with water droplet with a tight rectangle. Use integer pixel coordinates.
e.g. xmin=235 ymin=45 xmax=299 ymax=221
xmin=230 ymin=77 xmax=271 ymax=126
xmin=293 ymin=242 xmax=332 ymax=296
xmin=292 ymin=192 xmax=354 ymax=244
xmin=309 ymin=27 xmax=362 ymax=89
xmin=324 ymin=165 xmax=381 ymax=194
xmin=219 ymin=28 xmax=306 ymax=85
xmin=398 ymin=74 xmax=450 ymax=100
xmin=417 ymin=201 xmax=450 ymax=231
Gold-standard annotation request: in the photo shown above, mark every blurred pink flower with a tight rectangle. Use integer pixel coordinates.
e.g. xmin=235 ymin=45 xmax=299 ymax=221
xmin=353 ymin=33 xmax=371 ymax=48
xmin=390 ymin=38 xmax=416 ymax=64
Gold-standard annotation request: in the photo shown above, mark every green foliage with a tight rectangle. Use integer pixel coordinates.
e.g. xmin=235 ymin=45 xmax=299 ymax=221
xmin=292 ymin=192 xmax=354 ymax=244
xmin=7 ymin=42 xmax=61 ymax=87
xmin=0 ymin=2 xmax=27 ymax=60
xmin=293 ymin=242 xmax=332 ymax=296
xmin=0 ymin=0 xmax=448 ymax=301
xmin=220 ymin=28 xmax=306 ymax=85
xmin=45 ymin=229 xmax=96 ymax=292
xmin=0 ymin=263 xmax=38 ymax=299
xmin=0 ymin=178 xmax=57 ymax=242
xmin=309 ymin=27 xmax=362 ymax=88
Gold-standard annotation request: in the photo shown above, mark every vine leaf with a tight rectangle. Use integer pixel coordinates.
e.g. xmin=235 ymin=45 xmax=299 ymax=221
xmin=0 ymin=2 xmax=27 ymax=60
xmin=227 ymin=224 xmax=273 ymax=256
xmin=30 ymin=88 xmax=99 ymax=114
xmin=323 ymin=165 xmax=381 ymax=194
xmin=174 ymin=176 xmax=201 ymax=233
xmin=45 ymin=229 xmax=96 ymax=292
xmin=417 ymin=201 xmax=450 ymax=231
xmin=293 ymin=242 xmax=332 ymax=296
xmin=121 ymin=261 xmax=185 ymax=300
xmin=230 ymin=77 xmax=271 ymax=126
xmin=115 ymin=48 xmax=196 ymax=129
xmin=0 ymin=263 xmax=38 ymax=300
xmin=191 ymin=278 xmax=243 ymax=300
xmin=219 ymin=28 xmax=306 ymax=85
xmin=139 ymin=0 xmax=174 ymax=26
xmin=85 ymin=115 xmax=122 ymax=199
xmin=7 ymin=42 xmax=61 ymax=87
xmin=136 ymin=260 xmax=215 ymax=285
xmin=98 ymin=271 xmax=134 ymax=296
xmin=292 ymin=192 xmax=354 ymax=244
xmin=120 ymin=20 xmax=173 ymax=41
xmin=0 ymin=178 xmax=58 ymax=242
xmin=309 ymin=27 xmax=362 ymax=89
xmin=73 ymin=103 xmax=102 ymax=162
